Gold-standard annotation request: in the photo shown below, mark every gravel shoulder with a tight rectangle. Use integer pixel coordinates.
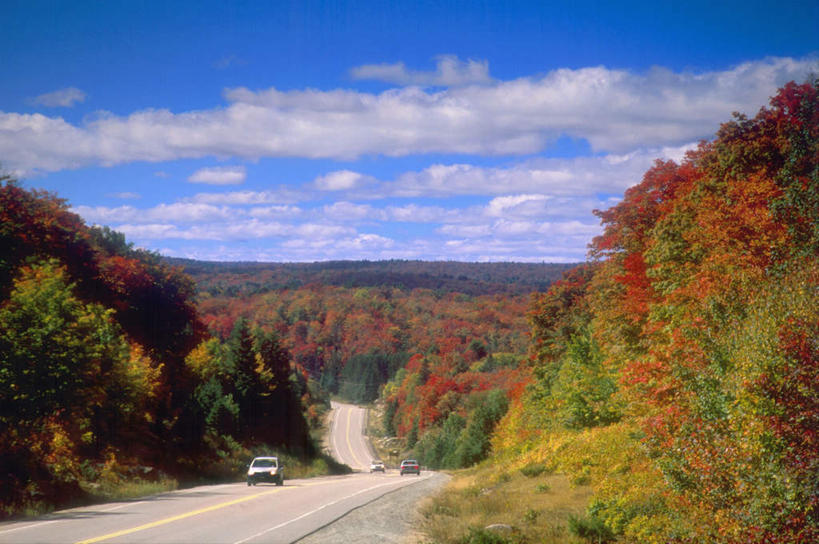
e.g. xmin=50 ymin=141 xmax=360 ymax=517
xmin=296 ymin=471 xmax=450 ymax=544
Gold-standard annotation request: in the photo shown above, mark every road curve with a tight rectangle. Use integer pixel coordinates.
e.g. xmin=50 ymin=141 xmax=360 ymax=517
xmin=329 ymin=401 xmax=377 ymax=471
xmin=0 ymin=472 xmax=436 ymax=544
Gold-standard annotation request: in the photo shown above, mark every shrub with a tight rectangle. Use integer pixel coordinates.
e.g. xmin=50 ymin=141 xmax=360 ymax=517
xmin=519 ymin=463 xmax=549 ymax=478
xmin=568 ymin=514 xmax=615 ymax=543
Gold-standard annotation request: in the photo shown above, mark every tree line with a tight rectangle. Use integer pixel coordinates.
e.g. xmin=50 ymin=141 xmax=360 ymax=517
xmin=0 ymin=181 xmax=312 ymax=517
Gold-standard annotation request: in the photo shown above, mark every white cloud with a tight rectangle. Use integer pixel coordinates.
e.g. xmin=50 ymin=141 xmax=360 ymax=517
xmin=339 ymin=233 xmax=395 ymax=250
xmin=188 ymin=165 xmax=246 ymax=185
xmin=486 ymin=194 xmax=550 ymax=217
xmin=73 ymin=203 xmax=238 ymax=225
xmin=378 ymin=145 xmax=691 ymax=199
xmin=30 ymin=87 xmax=87 ymax=108
xmin=187 ymin=189 xmax=303 ymax=205
xmin=114 ymin=219 xmax=353 ymax=242
xmin=322 ymin=201 xmax=384 ymax=221
xmin=3 ymin=57 xmax=814 ymax=174
xmin=107 ymin=191 xmax=141 ymax=200
xmin=350 ymin=55 xmax=492 ymax=86
xmin=384 ymin=204 xmax=454 ymax=223
xmin=313 ymin=170 xmax=374 ymax=191
xmin=248 ymin=205 xmax=303 ymax=219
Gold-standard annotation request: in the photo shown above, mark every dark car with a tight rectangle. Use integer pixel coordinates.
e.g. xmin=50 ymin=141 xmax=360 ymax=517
xmin=247 ymin=456 xmax=284 ymax=486
xmin=400 ymin=459 xmax=420 ymax=475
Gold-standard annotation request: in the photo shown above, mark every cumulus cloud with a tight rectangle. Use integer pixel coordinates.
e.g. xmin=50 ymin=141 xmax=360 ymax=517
xmin=322 ymin=201 xmax=385 ymax=221
xmin=2 ymin=57 xmax=814 ymax=174
xmin=114 ymin=219 xmax=353 ymax=241
xmin=29 ymin=87 xmax=87 ymax=108
xmin=73 ymin=203 xmax=239 ymax=225
xmin=313 ymin=170 xmax=375 ymax=191
xmin=188 ymin=165 xmax=246 ymax=185
xmin=377 ymin=144 xmax=691 ymax=199
xmin=350 ymin=55 xmax=492 ymax=86
xmin=187 ymin=189 xmax=303 ymax=205
xmin=70 ymin=142 xmax=694 ymax=262
xmin=486 ymin=194 xmax=550 ymax=217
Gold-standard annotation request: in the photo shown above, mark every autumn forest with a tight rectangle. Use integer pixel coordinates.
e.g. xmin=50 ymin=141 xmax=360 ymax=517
xmin=1 ymin=80 xmax=817 ymax=542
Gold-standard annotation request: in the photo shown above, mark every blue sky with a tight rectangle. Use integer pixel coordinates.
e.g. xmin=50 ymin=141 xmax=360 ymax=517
xmin=2 ymin=1 xmax=817 ymax=262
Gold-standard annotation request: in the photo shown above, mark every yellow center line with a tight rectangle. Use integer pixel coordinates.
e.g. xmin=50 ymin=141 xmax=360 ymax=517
xmin=74 ymin=487 xmax=289 ymax=544
xmin=345 ymin=406 xmax=365 ymax=469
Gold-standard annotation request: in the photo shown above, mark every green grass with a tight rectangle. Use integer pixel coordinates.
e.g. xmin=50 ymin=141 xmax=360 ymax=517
xmin=417 ymin=464 xmax=593 ymax=544
xmin=82 ymin=477 xmax=179 ymax=502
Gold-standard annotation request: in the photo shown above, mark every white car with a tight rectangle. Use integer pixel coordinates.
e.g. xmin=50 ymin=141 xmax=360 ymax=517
xmin=370 ymin=460 xmax=386 ymax=473
xmin=247 ymin=456 xmax=283 ymax=486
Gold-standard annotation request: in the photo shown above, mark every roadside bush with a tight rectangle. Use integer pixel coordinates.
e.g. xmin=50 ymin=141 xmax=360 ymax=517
xmin=568 ymin=514 xmax=615 ymax=543
xmin=519 ymin=463 xmax=550 ymax=478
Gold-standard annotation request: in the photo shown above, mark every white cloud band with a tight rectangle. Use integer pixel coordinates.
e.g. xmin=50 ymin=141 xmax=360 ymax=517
xmin=3 ymin=57 xmax=815 ymax=175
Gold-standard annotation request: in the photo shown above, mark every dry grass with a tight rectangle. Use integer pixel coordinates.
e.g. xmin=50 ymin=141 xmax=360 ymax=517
xmin=416 ymin=464 xmax=593 ymax=544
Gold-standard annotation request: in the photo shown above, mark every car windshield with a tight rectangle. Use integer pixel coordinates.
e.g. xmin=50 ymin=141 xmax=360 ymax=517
xmin=252 ymin=459 xmax=276 ymax=468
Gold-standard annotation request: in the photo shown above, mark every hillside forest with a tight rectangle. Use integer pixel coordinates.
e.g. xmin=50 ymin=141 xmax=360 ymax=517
xmin=0 ymin=183 xmax=315 ymax=516
xmin=0 ymin=79 xmax=817 ymax=543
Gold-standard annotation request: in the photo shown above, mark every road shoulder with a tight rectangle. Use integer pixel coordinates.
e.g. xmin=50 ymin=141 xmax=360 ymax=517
xmin=296 ymin=472 xmax=449 ymax=544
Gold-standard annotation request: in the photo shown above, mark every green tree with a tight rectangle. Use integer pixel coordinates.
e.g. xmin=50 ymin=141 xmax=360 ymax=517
xmin=0 ymin=260 xmax=123 ymax=424
xmin=553 ymin=327 xmax=621 ymax=429
xmin=452 ymin=390 xmax=509 ymax=467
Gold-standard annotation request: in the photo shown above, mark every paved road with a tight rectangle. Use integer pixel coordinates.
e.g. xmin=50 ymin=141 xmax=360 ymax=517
xmin=0 ymin=402 xmax=430 ymax=544
xmin=328 ymin=401 xmax=377 ymax=471
xmin=0 ymin=473 xmax=435 ymax=544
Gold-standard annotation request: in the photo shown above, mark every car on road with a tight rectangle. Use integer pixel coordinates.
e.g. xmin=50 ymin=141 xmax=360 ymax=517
xmin=247 ymin=456 xmax=284 ymax=486
xmin=370 ymin=459 xmax=386 ymax=473
xmin=400 ymin=459 xmax=420 ymax=475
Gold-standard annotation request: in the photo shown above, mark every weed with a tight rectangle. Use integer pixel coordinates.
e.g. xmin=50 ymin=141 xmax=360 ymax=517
xmin=419 ymin=464 xmax=592 ymax=544
xmin=524 ymin=508 xmax=541 ymax=524
xmin=519 ymin=463 xmax=550 ymax=478
xmin=567 ymin=514 xmax=615 ymax=543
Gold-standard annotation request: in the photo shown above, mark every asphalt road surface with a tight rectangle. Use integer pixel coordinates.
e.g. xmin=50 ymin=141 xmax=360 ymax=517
xmin=0 ymin=403 xmax=437 ymax=544
xmin=328 ymin=401 xmax=377 ymax=471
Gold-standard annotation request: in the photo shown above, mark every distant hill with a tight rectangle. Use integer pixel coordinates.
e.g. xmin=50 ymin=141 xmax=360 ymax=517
xmin=165 ymin=258 xmax=579 ymax=297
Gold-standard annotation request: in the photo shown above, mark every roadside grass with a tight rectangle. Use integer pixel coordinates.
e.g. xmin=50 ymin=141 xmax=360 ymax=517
xmin=60 ymin=441 xmax=348 ymax=516
xmin=417 ymin=464 xmax=592 ymax=544
xmin=81 ymin=477 xmax=179 ymax=502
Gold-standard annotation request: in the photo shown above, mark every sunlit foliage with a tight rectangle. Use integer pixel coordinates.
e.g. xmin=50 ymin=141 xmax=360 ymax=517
xmin=492 ymin=80 xmax=819 ymax=543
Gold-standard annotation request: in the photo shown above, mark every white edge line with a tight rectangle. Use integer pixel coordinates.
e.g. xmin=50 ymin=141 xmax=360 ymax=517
xmin=0 ymin=501 xmax=147 ymax=536
xmin=232 ymin=477 xmax=429 ymax=544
